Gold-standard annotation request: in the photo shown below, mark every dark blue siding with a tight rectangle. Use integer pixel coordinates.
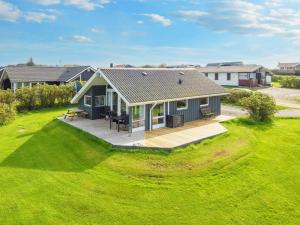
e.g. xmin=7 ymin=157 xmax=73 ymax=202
xmin=79 ymin=85 xmax=106 ymax=120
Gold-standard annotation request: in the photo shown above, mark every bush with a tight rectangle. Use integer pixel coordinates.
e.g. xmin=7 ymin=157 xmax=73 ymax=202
xmin=222 ymin=89 xmax=253 ymax=105
xmin=0 ymin=90 xmax=15 ymax=104
xmin=279 ymin=76 xmax=300 ymax=89
xmin=15 ymin=84 xmax=76 ymax=111
xmin=0 ymin=102 xmax=16 ymax=126
xmin=240 ymin=92 xmax=276 ymax=121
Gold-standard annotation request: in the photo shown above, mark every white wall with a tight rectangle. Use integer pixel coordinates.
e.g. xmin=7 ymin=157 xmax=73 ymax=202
xmin=207 ymin=72 xmax=239 ymax=86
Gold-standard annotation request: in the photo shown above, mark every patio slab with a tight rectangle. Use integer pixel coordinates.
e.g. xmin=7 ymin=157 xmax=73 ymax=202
xmin=58 ymin=117 xmax=227 ymax=150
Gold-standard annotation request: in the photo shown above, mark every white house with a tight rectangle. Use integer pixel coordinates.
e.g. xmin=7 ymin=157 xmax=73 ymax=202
xmin=197 ymin=65 xmax=273 ymax=87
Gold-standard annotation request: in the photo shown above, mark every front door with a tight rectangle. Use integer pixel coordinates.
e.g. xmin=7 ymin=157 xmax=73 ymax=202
xmin=152 ymin=103 xmax=165 ymax=129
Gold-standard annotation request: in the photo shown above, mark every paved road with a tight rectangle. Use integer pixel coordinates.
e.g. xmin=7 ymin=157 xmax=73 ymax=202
xmin=258 ymin=87 xmax=300 ymax=109
xmin=221 ymin=104 xmax=247 ymax=117
xmin=275 ymin=109 xmax=300 ymax=117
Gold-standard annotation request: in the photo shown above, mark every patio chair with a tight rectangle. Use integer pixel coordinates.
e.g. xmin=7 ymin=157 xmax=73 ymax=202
xmin=99 ymin=106 xmax=111 ymax=120
xmin=118 ymin=115 xmax=130 ymax=132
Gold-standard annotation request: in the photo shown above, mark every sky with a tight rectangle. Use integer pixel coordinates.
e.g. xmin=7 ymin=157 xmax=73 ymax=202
xmin=0 ymin=0 xmax=300 ymax=68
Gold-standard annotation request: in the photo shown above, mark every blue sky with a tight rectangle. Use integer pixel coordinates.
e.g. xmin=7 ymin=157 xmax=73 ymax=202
xmin=0 ymin=0 xmax=300 ymax=68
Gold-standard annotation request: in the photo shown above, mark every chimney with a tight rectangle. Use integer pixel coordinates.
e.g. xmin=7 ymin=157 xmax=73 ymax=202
xmin=110 ymin=63 xmax=113 ymax=68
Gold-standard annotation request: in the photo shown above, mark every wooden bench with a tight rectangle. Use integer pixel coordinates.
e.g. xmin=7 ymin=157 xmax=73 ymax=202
xmin=200 ymin=106 xmax=215 ymax=119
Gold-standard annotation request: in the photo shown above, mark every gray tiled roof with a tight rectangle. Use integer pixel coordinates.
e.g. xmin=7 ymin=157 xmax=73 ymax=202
xmin=197 ymin=65 xmax=262 ymax=73
xmin=100 ymin=68 xmax=227 ymax=104
xmin=4 ymin=65 xmax=92 ymax=82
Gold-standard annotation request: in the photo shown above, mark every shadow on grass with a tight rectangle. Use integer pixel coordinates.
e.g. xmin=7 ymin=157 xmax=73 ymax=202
xmin=225 ymin=117 xmax=274 ymax=131
xmin=1 ymin=120 xmax=113 ymax=172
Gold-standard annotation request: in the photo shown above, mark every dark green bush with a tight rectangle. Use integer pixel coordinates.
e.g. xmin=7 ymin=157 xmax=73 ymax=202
xmin=240 ymin=92 xmax=276 ymax=121
xmin=222 ymin=89 xmax=253 ymax=105
xmin=0 ymin=102 xmax=16 ymax=126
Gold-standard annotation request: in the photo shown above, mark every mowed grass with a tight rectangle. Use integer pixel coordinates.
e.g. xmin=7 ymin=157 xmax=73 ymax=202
xmin=0 ymin=108 xmax=300 ymax=225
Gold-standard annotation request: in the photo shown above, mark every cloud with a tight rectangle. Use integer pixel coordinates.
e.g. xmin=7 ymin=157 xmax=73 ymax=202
xmin=91 ymin=27 xmax=102 ymax=33
xmin=35 ymin=0 xmax=112 ymax=10
xmin=0 ymin=0 xmax=21 ymax=22
xmin=59 ymin=35 xmax=92 ymax=43
xmin=142 ymin=13 xmax=172 ymax=26
xmin=137 ymin=20 xmax=144 ymax=24
xmin=175 ymin=0 xmax=300 ymax=42
xmin=24 ymin=11 xmax=56 ymax=23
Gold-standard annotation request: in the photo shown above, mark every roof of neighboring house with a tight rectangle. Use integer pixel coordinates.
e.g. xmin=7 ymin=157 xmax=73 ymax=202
xmin=278 ymin=63 xmax=300 ymax=67
xmin=197 ymin=65 xmax=264 ymax=73
xmin=3 ymin=65 xmax=95 ymax=82
xmin=72 ymin=68 xmax=227 ymax=105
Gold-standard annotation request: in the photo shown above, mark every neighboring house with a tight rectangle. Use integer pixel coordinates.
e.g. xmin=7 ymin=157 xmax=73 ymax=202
xmin=71 ymin=68 xmax=227 ymax=133
xmin=166 ymin=64 xmax=201 ymax=68
xmin=0 ymin=65 xmax=95 ymax=91
xmin=197 ymin=65 xmax=273 ymax=87
xmin=206 ymin=62 xmax=243 ymax=67
xmin=278 ymin=63 xmax=300 ymax=70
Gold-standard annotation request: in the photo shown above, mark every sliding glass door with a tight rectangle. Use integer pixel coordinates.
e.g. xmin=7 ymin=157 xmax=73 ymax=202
xmin=152 ymin=103 xmax=165 ymax=129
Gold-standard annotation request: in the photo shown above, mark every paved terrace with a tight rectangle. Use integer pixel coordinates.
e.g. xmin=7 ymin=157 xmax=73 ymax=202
xmin=58 ymin=116 xmax=230 ymax=150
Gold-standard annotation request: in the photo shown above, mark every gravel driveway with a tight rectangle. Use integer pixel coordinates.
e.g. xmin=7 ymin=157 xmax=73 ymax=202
xmin=258 ymin=87 xmax=300 ymax=109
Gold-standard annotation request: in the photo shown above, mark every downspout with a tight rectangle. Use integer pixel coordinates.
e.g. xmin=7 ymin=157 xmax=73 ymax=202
xmin=149 ymin=102 xmax=157 ymax=131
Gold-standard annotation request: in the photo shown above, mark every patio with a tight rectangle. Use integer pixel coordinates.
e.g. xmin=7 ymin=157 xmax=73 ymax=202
xmin=58 ymin=116 xmax=229 ymax=150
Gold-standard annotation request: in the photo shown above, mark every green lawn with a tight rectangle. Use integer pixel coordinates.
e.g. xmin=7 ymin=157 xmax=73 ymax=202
xmin=272 ymin=82 xmax=281 ymax=87
xmin=0 ymin=108 xmax=300 ymax=225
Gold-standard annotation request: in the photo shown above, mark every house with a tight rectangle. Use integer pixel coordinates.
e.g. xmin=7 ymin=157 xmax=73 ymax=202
xmin=206 ymin=62 xmax=243 ymax=67
xmin=278 ymin=63 xmax=300 ymax=70
xmin=71 ymin=68 xmax=227 ymax=133
xmin=0 ymin=65 xmax=95 ymax=91
xmin=197 ymin=65 xmax=273 ymax=87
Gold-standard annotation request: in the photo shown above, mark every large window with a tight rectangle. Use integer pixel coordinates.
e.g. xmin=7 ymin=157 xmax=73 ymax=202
xmin=200 ymin=97 xmax=209 ymax=107
xmin=84 ymin=95 xmax=92 ymax=107
xmin=215 ymin=73 xmax=219 ymax=80
xmin=176 ymin=100 xmax=188 ymax=110
xmin=132 ymin=105 xmax=145 ymax=130
xmin=95 ymin=95 xmax=105 ymax=107
xmin=121 ymin=99 xmax=127 ymax=114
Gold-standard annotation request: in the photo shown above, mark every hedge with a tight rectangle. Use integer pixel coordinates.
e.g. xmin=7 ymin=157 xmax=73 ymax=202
xmin=279 ymin=76 xmax=300 ymax=89
xmin=0 ymin=84 xmax=76 ymax=126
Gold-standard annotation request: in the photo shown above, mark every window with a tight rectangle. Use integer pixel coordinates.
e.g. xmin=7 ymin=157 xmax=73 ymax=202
xmin=205 ymin=73 xmax=208 ymax=77
xmin=215 ymin=73 xmax=219 ymax=80
xmin=176 ymin=100 xmax=188 ymax=110
xmin=152 ymin=103 xmax=165 ymax=127
xmin=132 ymin=105 xmax=145 ymax=130
xmin=200 ymin=97 xmax=209 ymax=107
xmin=227 ymin=73 xmax=231 ymax=80
xmin=95 ymin=95 xmax=105 ymax=107
xmin=16 ymin=82 xmax=22 ymax=89
xmin=84 ymin=95 xmax=92 ymax=106
xmin=23 ymin=82 xmax=30 ymax=87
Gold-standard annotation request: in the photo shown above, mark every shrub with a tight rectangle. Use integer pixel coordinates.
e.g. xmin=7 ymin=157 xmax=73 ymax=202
xmin=0 ymin=90 xmax=15 ymax=104
xmin=240 ymin=92 xmax=276 ymax=121
xmin=0 ymin=102 xmax=16 ymax=126
xmin=222 ymin=89 xmax=253 ymax=105
xmin=15 ymin=87 xmax=38 ymax=111
xmin=279 ymin=76 xmax=300 ymax=89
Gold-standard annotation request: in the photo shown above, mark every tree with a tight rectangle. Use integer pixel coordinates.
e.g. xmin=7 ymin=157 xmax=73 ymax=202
xmin=240 ymin=92 xmax=277 ymax=121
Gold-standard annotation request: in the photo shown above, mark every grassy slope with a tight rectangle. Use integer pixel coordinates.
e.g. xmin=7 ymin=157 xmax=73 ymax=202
xmin=0 ymin=108 xmax=299 ymax=225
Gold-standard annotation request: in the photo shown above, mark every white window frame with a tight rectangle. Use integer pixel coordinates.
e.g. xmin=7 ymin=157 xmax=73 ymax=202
xmin=152 ymin=102 xmax=166 ymax=129
xmin=176 ymin=100 xmax=188 ymax=111
xmin=95 ymin=95 xmax=106 ymax=107
xmin=200 ymin=97 xmax=209 ymax=108
xmin=84 ymin=95 xmax=92 ymax=107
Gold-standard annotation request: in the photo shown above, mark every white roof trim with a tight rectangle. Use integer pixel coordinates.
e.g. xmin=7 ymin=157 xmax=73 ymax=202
xmin=66 ymin=66 xmax=96 ymax=83
xmin=70 ymin=70 xmax=131 ymax=106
